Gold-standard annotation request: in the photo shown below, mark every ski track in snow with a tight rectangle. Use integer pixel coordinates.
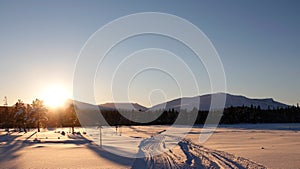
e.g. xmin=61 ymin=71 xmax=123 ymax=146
xmin=131 ymin=127 xmax=266 ymax=169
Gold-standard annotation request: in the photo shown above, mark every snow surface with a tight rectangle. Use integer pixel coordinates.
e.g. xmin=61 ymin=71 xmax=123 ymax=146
xmin=0 ymin=124 xmax=299 ymax=168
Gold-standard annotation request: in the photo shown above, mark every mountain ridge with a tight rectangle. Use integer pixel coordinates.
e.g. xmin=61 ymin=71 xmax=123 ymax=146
xmin=150 ymin=93 xmax=289 ymax=111
xmin=99 ymin=102 xmax=147 ymax=111
xmin=72 ymin=93 xmax=290 ymax=111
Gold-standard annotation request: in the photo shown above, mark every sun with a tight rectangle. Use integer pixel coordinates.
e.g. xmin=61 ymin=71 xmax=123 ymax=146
xmin=42 ymin=85 xmax=70 ymax=108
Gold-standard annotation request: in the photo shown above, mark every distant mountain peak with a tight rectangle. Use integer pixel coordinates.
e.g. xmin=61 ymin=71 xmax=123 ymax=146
xmin=68 ymin=93 xmax=289 ymax=112
xmin=149 ymin=93 xmax=290 ymax=111
xmin=99 ymin=102 xmax=148 ymax=111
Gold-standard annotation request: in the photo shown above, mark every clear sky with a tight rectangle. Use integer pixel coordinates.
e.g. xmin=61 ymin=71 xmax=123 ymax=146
xmin=0 ymin=0 xmax=299 ymax=107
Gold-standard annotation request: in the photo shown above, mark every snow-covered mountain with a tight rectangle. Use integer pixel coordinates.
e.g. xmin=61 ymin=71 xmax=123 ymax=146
xmin=149 ymin=93 xmax=290 ymax=111
xmin=69 ymin=93 xmax=290 ymax=112
xmin=66 ymin=100 xmax=147 ymax=111
xmin=99 ymin=103 xmax=148 ymax=111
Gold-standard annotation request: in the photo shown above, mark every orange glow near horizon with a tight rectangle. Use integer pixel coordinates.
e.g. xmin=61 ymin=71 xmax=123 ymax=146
xmin=41 ymin=85 xmax=70 ymax=108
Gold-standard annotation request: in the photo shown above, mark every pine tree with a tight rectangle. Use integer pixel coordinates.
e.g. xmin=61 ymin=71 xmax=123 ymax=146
xmin=14 ymin=99 xmax=27 ymax=132
xmin=32 ymin=99 xmax=48 ymax=132
xmin=65 ymin=103 xmax=78 ymax=134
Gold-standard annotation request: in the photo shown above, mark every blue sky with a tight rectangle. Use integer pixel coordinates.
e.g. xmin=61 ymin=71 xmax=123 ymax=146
xmin=0 ymin=0 xmax=299 ymax=106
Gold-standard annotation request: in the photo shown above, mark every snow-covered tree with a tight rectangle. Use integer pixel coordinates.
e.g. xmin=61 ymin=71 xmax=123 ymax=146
xmin=32 ymin=99 xmax=48 ymax=132
xmin=65 ymin=103 xmax=78 ymax=134
xmin=14 ymin=99 xmax=27 ymax=132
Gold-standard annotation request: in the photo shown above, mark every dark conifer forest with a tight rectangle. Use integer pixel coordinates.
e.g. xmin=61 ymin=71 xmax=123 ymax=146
xmin=1 ymin=100 xmax=299 ymax=130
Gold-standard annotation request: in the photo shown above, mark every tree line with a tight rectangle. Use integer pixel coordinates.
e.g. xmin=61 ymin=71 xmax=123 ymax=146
xmin=0 ymin=99 xmax=79 ymax=133
xmin=1 ymin=101 xmax=300 ymax=131
xmin=97 ymin=105 xmax=300 ymax=125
